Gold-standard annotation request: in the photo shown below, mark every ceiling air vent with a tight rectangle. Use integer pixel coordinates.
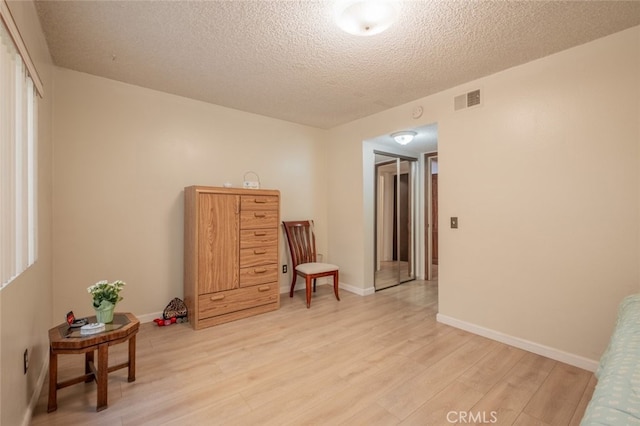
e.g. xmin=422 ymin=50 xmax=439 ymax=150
xmin=454 ymin=89 xmax=481 ymax=111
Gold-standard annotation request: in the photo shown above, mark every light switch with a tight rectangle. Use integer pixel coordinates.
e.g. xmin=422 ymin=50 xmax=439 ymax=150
xmin=450 ymin=217 xmax=458 ymax=229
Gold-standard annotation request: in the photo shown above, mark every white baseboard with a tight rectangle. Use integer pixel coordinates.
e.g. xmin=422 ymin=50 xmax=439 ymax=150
xmin=279 ymin=280 xmax=375 ymax=297
xmin=137 ymin=311 xmax=163 ymax=323
xmin=22 ymin=352 xmax=50 ymax=426
xmin=436 ymin=313 xmax=599 ymax=372
xmin=340 ymin=282 xmax=375 ymax=296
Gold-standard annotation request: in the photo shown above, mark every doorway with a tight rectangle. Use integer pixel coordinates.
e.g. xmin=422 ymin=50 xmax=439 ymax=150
xmin=374 ymin=152 xmax=417 ymax=290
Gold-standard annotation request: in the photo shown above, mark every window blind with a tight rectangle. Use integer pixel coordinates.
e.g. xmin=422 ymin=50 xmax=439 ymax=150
xmin=0 ymin=14 xmax=38 ymax=288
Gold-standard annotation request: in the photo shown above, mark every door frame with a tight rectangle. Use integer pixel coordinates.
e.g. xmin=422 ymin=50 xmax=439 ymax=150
xmin=424 ymin=152 xmax=438 ymax=281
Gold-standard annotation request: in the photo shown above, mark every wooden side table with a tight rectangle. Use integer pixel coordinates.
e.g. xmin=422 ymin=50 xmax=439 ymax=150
xmin=47 ymin=312 xmax=140 ymax=412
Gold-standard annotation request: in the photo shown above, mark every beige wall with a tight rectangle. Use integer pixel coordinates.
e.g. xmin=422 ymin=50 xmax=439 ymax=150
xmin=0 ymin=1 xmax=54 ymax=425
xmin=2 ymin=2 xmax=639 ymax=422
xmin=52 ymin=68 xmax=329 ymax=320
xmin=439 ymin=26 xmax=639 ymax=362
xmin=327 ymin=26 xmax=640 ymax=362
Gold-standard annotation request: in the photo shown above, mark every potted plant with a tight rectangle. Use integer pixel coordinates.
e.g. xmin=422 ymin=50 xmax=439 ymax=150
xmin=87 ymin=280 xmax=126 ymax=323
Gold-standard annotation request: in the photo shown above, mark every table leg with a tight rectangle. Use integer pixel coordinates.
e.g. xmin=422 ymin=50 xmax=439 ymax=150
xmin=128 ymin=333 xmax=136 ymax=382
xmin=84 ymin=350 xmax=94 ymax=382
xmin=47 ymin=347 xmax=57 ymax=412
xmin=96 ymin=343 xmax=108 ymax=411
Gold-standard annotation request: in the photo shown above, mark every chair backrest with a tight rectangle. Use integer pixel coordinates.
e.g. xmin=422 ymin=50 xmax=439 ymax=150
xmin=283 ymin=220 xmax=317 ymax=267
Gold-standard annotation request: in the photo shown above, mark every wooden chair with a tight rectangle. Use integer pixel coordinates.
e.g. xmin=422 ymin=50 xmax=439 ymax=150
xmin=282 ymin=220 xmax=340 ymax=308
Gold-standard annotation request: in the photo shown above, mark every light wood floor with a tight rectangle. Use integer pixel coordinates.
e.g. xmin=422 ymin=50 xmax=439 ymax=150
xmin=31 ymin=281 xmax=595 ymax=425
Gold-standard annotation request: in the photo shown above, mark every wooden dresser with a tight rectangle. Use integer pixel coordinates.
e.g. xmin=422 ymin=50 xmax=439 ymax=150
xmin=184 ymin=186 xmax=280 ymax=330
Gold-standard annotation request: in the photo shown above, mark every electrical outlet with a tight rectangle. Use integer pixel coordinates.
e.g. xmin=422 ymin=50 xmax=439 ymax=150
xmin=23 ymin=349 xmax=28 ymax=374
xmin=282 ymin=265 xmax=287 ymax=274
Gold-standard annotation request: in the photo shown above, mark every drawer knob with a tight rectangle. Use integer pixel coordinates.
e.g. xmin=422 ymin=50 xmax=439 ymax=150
xmin=254 ymin=268 xmax=267 ymax=273
xmin=254 ymin=231 xmax=267 ymax=236
xmin=254 ymin=249 xmax=267 ymax=255
xmin=258 ymin=285 xmax=270 ymax=292
xmin=254 ymin=199 xmax=267 ymax=204
xmin=210 ymin=294 xmax=225 ymax=301
xmin=254 ymin=213 xmax=266 ymax=218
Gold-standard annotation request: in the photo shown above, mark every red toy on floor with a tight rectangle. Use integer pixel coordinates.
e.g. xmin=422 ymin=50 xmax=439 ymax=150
xmin=153 ymin=317 xmax=177 ymax=326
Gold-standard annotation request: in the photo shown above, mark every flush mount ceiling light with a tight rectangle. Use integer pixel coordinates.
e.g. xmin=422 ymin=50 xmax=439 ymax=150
xmin=391 ymin=130 xmax=417 ymax=145
xmin=334 ymin=0 xmax=399 ymax=36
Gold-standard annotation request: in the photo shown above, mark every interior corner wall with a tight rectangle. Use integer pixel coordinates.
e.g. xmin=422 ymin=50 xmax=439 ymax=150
xmin=0 ymin=1 xmax=54 ymax=425
xmin=51 ymin=68 xmax=329 ymax=320
xmin=327 ymin=25 xmax=640 ymax=362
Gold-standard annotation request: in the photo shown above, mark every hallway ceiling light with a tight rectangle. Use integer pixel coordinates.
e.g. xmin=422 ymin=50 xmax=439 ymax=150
xmin=334 ymin=0 xmax=399 ymax=36
xmin=391 ymin=130 xmax=416 ymax=145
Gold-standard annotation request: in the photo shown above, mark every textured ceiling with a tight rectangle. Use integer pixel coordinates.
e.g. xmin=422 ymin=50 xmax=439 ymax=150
xmin=34 ymin=0 xmax=640 ymax=129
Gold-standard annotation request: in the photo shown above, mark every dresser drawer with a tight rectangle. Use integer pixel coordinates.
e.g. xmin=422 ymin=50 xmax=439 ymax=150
xmin=240 ymin=228 xmax=278 ymax=249
xmin=240 ymin=245 xmax=278 ymax=268
xmin=239 ymin=264 xmax=278 ymax=288
xmin=240 ymin=210 xmax=278 ymax=229
xmin=198 ymin=284 xmax=279 ymax=319
xmin=241 ymin=195 xmax=279 ymax=211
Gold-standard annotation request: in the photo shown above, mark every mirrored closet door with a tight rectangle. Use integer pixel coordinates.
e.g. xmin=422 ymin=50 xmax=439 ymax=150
xmin=374 ymin=152 xmax=417 ymax=290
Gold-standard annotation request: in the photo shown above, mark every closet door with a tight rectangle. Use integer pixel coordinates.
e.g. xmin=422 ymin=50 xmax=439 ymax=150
xmin=374 ymin=154 xmax=416 ymax=290
xmin=198 ymin=193 xmax=240 ymax=294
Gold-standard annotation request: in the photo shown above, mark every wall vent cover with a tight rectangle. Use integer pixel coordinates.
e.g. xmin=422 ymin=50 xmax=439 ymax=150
xmin=454 ymin=89 xmax=482 ymax=111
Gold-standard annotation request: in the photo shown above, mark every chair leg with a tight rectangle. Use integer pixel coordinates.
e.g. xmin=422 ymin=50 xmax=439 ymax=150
xmin=333 ymin=271 xmax=340 ymax=301
xmin=305 ymin=276 xmax=312 ymax=308
xmin=313 ymin=278 xmax=316 ymax=293
xmin=289 ymin=273 xmax=297 ymax=298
